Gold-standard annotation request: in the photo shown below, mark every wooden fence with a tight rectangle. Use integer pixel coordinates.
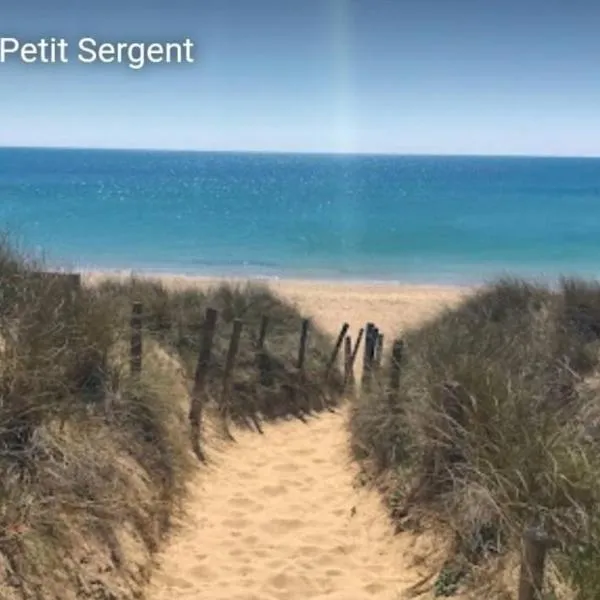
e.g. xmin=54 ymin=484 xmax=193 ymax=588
xmin=127 ymin=302 xmax=558 ymax=600
xmin=128 ymin=302 xmax=359 ymax=389
xmin=0 ymin=273 xmax=562 ymax=598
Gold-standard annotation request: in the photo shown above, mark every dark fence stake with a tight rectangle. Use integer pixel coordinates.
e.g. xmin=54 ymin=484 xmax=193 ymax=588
xmin=371 ymin=327 xmax=379 ymax=368
xmin=258 ymin=315 xmax=269 ymax=349
xmin=518 ymin=527 xmax=551 ymax=600
xmin=350 ymin=327 xmax=364 ymax=370
xmin=130 ymin=301 xmax=143 ymax=376
xmin=361 ymin=323 xmax=376 ymax=391
xmin=389 ymin=339 xmax=404 ymax=394
xmin=189 ymin=307 xmax=218 ymax=461
xmin=325 ymin=322 xmax=350 ymax=379
xmin=291 ymin=318 xmax=310 ymax=417
xmin=374 ymin=333 xmax=384 ymax=369
xmin=343 ymin=335 xmax=354 ymax=390
xmin=297 ymin=318 xmax=310 ymax=373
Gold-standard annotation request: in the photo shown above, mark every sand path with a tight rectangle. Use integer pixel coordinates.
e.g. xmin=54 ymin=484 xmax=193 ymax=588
xmin=146 ymin=408 xmax=441 ymax=600
xmin=142 ymin=280 xmax=467 ymax=600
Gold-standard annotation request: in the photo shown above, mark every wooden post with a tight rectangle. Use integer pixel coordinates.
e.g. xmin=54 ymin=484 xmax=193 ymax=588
xmin=189 ymin=307 xmax=218 ymax=461
xmin=518 ymin=527 xmax=550 ymax=600
xmin=289 ymin=318 xmax=310 ymax=418
xmin=297 ymin=318 xmax=310 ymax=373
xmin=371 ymin=327 xmax=379 ymax=368
xmin=389 ymin=339 xmax=404 ymax=393
xmin=375 ymin=333 xmax=384 ymax=369
xmin=258 ymin=315 xmax=269 ymax=349
xmin=130 ymin=301 xmax=143 ymax=376
xmin=350 ymin=327 xmax=364 ymax=369
xmin=361 ymin=323 xmax=375 ymax=391
xmin=343 ymin=335 xmax=354 ymax=389
xmin=194 ymin=307 xmax=219 ymax=391
xmin=325 ymin=322 xmax=350 ymax=379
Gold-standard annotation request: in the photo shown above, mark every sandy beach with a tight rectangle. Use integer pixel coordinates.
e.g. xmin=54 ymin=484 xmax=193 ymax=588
xmin=86 ymin=273 xmax=469 ymax=599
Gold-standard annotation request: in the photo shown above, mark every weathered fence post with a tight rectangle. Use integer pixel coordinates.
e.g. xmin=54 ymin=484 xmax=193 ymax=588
xmin=343 ymin=335 xmax=354 ymax=390
xmin=389 ymin=338 xmax=404 ymax=394
xmin=189 ymin=307 xmax=218 ymax=461
xmin=290 ymin=318 xmax=311 ymax=418
xmin=325 ymin=322 xmax=350 ymax=380
xmin=374 ymin=333 xmax=384 ymax=369
xmin=258 ymin=315 xmax=269 ymax=349
xmin=371 ymin=327 xmax=379 ymax=367
xmin=130 ymin=301 xmax=143 ymax=376
xmin=298 ymin=318 xmax=310 ymax=374
xmin=350 ymin=327 xmax=364 ymax=368
xmin=518 ymin=527 xmax=551 ymax=600
xmin=361 ymin=323 xmax=376 ymax=391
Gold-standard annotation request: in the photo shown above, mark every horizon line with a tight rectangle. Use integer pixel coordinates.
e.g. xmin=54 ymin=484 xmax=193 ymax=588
xmin=1 ymin=144 xmax=600 ymax=160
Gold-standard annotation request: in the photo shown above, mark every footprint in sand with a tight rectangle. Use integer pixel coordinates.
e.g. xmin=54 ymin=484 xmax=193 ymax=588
xmin=188 ymin=564 xmax=216 ymax=579
xmin=228 ymin=495 xmax=261 ymax=510
xmin=261 ymin=484 xmax=287 ymax=496
xmin=364 ymin=581 xmax=387 ymax=595
xmin=222 ymin=517 xmax=250 ymax=529
xmin=263 ymin=518 xmax=303 ymax=535
xmin=243 ymin=535 xmax=259 ymax=545
xmin=271 ymin=462 xmax=299 ymax=473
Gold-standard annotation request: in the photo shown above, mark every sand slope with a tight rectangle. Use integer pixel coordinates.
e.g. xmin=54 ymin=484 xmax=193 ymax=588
xmin=146 ymin=409 xmax=447 ymax=600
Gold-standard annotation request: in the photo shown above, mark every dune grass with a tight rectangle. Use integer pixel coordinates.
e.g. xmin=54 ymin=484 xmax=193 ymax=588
xmin=350 ymin=278 xmax=600 ymax=599
xmin=0 ymin=242 xmax=344 ymax=599
xmin=0 ymin=245 xmax=195 ymax=599
xmin=94 ymin=276 xmax=345 ymax=432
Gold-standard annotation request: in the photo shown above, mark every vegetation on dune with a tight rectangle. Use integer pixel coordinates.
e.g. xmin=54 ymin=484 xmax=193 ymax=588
xmin=95 ymin=277 xmax=344 ymax=431
xmin=0 ymin=244 xmax=194 ymax=599
xmin=350 ymin=278 xmax=600 ymax=599
xmin=0 ymin=240 xmax=344 ymax=599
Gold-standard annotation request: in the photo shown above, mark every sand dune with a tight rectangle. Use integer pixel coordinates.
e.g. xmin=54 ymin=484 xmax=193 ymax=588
xmin=142 ymin=279 xmax=466 ymax=600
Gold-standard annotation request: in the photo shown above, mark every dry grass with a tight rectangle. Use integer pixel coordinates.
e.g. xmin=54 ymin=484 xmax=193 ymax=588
xmin=0 ymin=243 xmax=195 ymax=599
xmin=350 ymin=278 xmax=600 ymax=599
xmin=0 ymin=241 xmax=344 ymax=599
xmin=94 ymin=276 xmax=345 ymax=432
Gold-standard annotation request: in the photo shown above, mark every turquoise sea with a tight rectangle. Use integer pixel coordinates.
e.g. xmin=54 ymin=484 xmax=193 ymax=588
xmin=1 ymin=147 xmax=600 ymax=284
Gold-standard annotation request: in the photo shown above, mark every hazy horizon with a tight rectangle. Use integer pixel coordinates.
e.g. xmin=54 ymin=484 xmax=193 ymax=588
xmin=3 ymin=144 xmax=600 ymax=160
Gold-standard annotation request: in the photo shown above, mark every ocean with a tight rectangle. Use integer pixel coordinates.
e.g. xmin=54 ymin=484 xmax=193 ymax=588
xmin=1 ymin=147 xmax=599 ymax=285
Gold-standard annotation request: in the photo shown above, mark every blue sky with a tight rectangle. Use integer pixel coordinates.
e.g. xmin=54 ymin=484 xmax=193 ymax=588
xmin=1 ymin=0 xmax=600 ymax=156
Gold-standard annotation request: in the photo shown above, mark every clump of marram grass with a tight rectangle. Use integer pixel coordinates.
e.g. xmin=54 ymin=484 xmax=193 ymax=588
xmin=95 ymin=276 xmax=345 ymax=431
xmin=0 ymin=243 xmax=193 ymax=600
xmin=350 ymin=277 xmax=600 ymax=599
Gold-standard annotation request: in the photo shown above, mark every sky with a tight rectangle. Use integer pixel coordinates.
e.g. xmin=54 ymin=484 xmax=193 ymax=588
xmin=1 ymin=0 xmax=600 ymax=156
